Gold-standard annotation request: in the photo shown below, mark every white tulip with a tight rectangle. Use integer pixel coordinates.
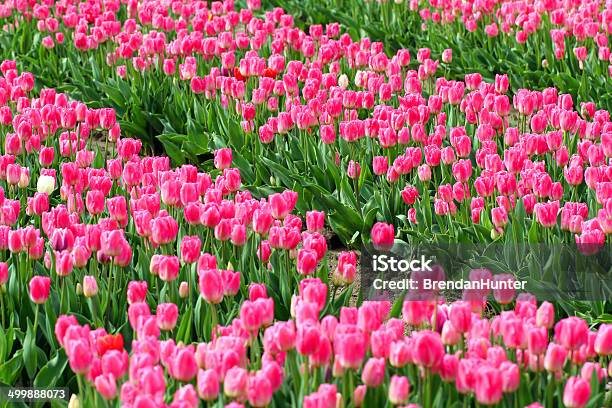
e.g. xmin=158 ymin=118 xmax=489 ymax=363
xmin=37 ymin=175 xmax=55 ymax=194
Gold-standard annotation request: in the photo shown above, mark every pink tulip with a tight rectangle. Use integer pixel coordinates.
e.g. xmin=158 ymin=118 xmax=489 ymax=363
xmin=536 ymin=301 xmax=555 ymax=328
xmin=66 ymin=339 xmax=93 ymax=374
xmin=197 ymin=369 xmax=219 ymax=401
xmin=306 ymin=210 xmax=325 ymax=233
xmin=389 ymin=339 xmax=412 ymax=368
xmin=563 ymin=376 xmax=591 ymax=408
xmin=100 ymin=349 xmax=127 ymax=378
xmin=269 ymin=193 xmax=291 ymax=220
xmin=534 ymin=201 xmax=559 ymax=228
xmin=222 ymin=269 xmax=241 ymax=297
xmin=214 ymin=148 xmax=232 ymax=170
xmin=491 ymin=206 xmax=508 ymax=228
xmin=127 ymin=281 xmax=147 ymax=304
xmin=371 ymin=222 xmax=394 ymax=250
xmin=361 ymin=357 xmax=385 ymax=388
xmin=440 ymin=353 xmax=459 ymax=382
xmin=156 ymin=303 xmax=179 ymax=331
xmin=441 ymin=321 xmax=461 ymax=346
xmin=449 ymin=301 xmax=472 ymax=333
xmin=347 ymin=160 xmax=361 ymax=179
xmin=492 ymin=274 xmax=516 ymax=305
xmin=297 ymin=249 xmax=318 ymax=276
xmin=474 ymin=366 xmax=503 ymax=405
xmin=199 ymin=269 xmax=224 ymax=304
xmin=158 ymin=255 xmax=180 ymax=282
xmin=372 ymin=156 xmax=389 ymax=176
xmin=83 ymin=275 xmax=98 ymax=297
xmin=353 ymin=385 xmax=366 ymax=407
xmin=95 ymin=373 xmax=117 ymax=400
xmin=180 ymin=236 xmax=201 ymax=264
xmin=544 ymin=343 xmax=568 ymax=372
xmin=528 ymin=326 xmax=549 ymax=355
xmin=386 ymin=375 xmax=409 ymax=404
xmin=29 ymin=276 xmax=51 ymax=304
xmin=171 ymin=345 xmax=198 ymax=382
xmin=224 ymin=366 xmax=248 ymax=399
xmin=247 ymin=372 xmax=273 ymax=407
xmin=555 ymin=317 xmax=589 ymax=350
xmin=413 ymin=330 xmax=444 ymax=368
xmin=335 ymin=330 xmax=366 ymax=369
xmin=0 ymin=262 xmax=8 ymax=286
xmin=402 ymin=300 xmax=430 ymax=327
xmin=594 ymin=324 xmax=612 ymax=355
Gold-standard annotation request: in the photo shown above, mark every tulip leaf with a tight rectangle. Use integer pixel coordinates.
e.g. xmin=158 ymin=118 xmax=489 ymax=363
xmin=34 ymin=351 xmax=67 ymax=387
xmin=22 ymin=320 xmax=37 ymax=379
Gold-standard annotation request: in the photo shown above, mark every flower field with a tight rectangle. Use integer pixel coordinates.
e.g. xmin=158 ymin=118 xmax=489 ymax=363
xmin=0 ymin=0 xmax=610 ymax=407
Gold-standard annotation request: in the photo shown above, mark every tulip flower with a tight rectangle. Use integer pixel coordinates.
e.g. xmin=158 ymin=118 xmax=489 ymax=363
xmin=563 ymin=376 xmax=591 ymax=408
xmin=29 ymin=276 xmax=51 ymax=304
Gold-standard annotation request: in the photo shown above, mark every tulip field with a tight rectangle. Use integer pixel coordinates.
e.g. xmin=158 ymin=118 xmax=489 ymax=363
xmin=0 ymin=0 xmax=611 ymax=407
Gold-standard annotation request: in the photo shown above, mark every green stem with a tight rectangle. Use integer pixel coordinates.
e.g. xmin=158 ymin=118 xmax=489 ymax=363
xmin=59 ymin=277 xmax=65 ymax=314
xmin=87 ymin=297 xmax=97 ymax=326
xmin=0 ymin=290 xmax=4 ymax=328
xmin=425 ymin=367 xmax=432 ymax=408
xmin=33 ymin=304 xmax=39 ymax=338
xmin=210 ymin=302 xmax=218 ymax=337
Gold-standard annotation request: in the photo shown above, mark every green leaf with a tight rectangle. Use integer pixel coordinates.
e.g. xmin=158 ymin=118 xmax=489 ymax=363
xmin=0 ymin=350 xmax=24 ymax=384
xmin=23 ymin=320 xmax=38 ymax=379
xmin=34 ymin=351 xmax=67 ymax=387
xmin=158 ymin=133 xmax=187 ymax=165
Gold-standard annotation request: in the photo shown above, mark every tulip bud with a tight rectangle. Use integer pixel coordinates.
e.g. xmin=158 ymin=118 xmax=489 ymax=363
xmin=353 ymin=385 xmax=366 ymax=406
xmin=490 ymin=227 xmax=504 ymax=239
xmin=83 ymin=275 xmax=98 ymax=297
xmin=179 ymin=281 xmax=189 ymax=298
xmin=536 ymin=301 xmax=555 ymax=328
xmin=0 ymin=262 xmax=8 ymax=286
xmin=18 ymin=169 xmax=30 ymax=188
xmin=335 ymin=393 xmax=344 ymax=408
xmin=68 ymin=394 xmax=80 ymax=408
